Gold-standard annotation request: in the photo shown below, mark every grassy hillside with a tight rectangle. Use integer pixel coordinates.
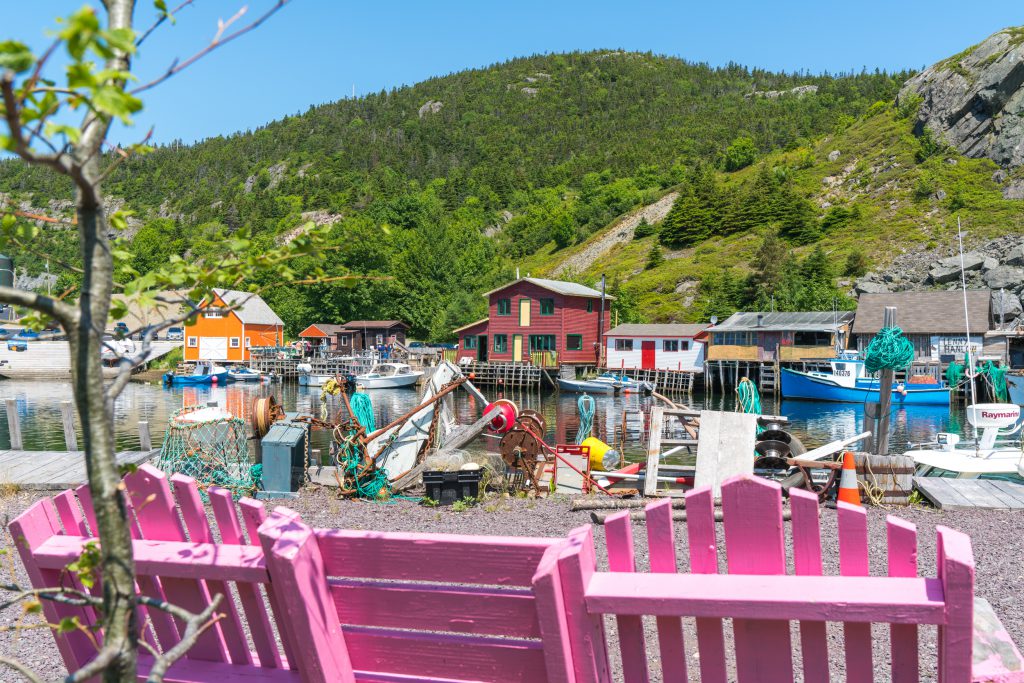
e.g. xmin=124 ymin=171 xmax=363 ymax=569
xmin=537 ymin=101 xmax=1024 ymax=322
xmin=0 ymin=50 xmax=945 ymax=338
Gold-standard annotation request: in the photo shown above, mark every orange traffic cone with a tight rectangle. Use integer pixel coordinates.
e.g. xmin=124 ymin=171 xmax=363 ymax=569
xmin=836 ymin=451 xmax=861 ymax=506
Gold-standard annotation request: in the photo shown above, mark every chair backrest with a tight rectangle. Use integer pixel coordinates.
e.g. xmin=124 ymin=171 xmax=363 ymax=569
xmin=8 ymin=464 xmax=586 ymax=683
xmin=588 ymin=474 xmax=976 ymax=683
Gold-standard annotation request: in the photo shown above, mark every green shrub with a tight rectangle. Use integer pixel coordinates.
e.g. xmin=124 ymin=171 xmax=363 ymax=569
xmin=724 ymin=136 xmax=757 ymax=172
xmin=844 ymin=249 xmax=871 ymax=277
xmin=634 ymin=217 xmax=657 ymax=239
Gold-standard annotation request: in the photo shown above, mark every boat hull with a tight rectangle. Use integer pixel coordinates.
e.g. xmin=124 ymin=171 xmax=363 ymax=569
xmin=163 ymin=371 xmax=228 ymax=386
xmin=558 ymin=378 xmax=616 ymax=394
xmin=298 ymin=374 xmax=332 ymax=387
xmin=228 ymin=371 xmax=261 ymax=382
xmin=355 ymin=373 xmax=422 ymax=389
xmin=780 ymin=368 xmax=950 ymax=405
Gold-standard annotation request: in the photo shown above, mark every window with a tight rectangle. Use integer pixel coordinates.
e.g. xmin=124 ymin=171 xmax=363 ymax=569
xmin=529 ymin=334 xmax=556 ymax=352
xmin=494 ymin=334 xmax=508 ymax=353
xmin=713 ymin=331 xmax=755 ymax=346
xmin=587 ymin=300 xmax=593 ymax=313
xmin=204 ymin=310 xmax=223 ymax=319
xmin=187 ymin=336 xmax=198 ymax=348
xmin=245 ymin=337 xmax=251 ymax=347
xmin=230 ymin=337 xmax=240 ymax=348
xmin=497 ymin=298 xmax=511 ymax=316
xmin=540 ymin=298 xmax=555 ymax=316
xmin=340 ymin=335 xmax=349 ymax=346
xmin=664 ymin=340 xmax=679 ymax=352
xmin=794 ymin=331 xmax=832 ymax=346
xmin=464 ymin=336 xmax=478 ymax=350
xmin=519 ymin=298 xmax=531 ymax=326
xmin=614 ymin=339 xmax=633 ymax=351
xmin=566 ymin=334 xmax=583 ymax=351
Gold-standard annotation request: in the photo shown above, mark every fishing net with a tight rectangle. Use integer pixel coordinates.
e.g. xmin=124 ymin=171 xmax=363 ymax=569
xmin=330 ymin=392 xmax=393 ymax=500
xmin=864 ymin=326 xmax=915 ymax=373
xmin=156 ymin=404 xmax=259 ymax=499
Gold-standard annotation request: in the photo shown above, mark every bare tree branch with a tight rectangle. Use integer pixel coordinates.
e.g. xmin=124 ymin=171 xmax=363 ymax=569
xmin=136 ymin=0 xmax=197 ymax=47
xmin=0 ymin=656 xmax=43 ymax=683
xmin=132 ymin=0 xmax=289 ymax=95
xmin=0 ymin=286 xmax=78 ymax=328
xmin=0 ymin=72 xmax=71 ymax=175
xmin=142 ymin=594 xmax=223 ymax=683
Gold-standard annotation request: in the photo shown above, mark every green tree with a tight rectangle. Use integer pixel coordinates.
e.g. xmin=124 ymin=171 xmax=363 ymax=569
xmin=645 ymin=243 xmax=664 ymax=269
xmin=724 ymin=136 xmax=757 ymax=171
xmin=634 ymin=216 xmax=656 ymax=239
xmin=844 ymin=248 xmax=871 ymax=277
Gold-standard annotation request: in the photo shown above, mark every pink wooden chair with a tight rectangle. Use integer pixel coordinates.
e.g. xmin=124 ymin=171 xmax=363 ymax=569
xmin=575 ymin=474 xmax=1024 ymax=683
xmin=8 ymin=464 xmax=581 ymax=682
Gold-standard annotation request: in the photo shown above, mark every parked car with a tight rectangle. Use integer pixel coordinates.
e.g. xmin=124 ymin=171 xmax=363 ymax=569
xmin=166 ymin=327 xmax=184 ymax=341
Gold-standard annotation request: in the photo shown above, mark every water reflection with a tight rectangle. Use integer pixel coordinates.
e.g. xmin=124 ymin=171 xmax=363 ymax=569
xmin=0 ymin=379 xmax=977 ymax=458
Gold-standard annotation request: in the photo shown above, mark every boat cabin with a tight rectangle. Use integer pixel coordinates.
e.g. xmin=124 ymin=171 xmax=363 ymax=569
xmin=453 ymin=277 xmax=612 ymax=366
xmin=604 ymin=323 xmax=709 ymax=371
xmin=705 ymin=311 xmax=853 ymax=362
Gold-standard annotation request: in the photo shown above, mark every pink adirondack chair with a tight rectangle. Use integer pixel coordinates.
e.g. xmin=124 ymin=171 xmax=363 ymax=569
xmin=8 ymin=464 xmax=582 ymax=682
xmin=574 ymin=475 xmax=1024 ymax=683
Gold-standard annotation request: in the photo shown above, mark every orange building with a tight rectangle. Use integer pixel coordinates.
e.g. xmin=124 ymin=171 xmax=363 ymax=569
xmin=183 ymin=289 xmax=284 ymax=363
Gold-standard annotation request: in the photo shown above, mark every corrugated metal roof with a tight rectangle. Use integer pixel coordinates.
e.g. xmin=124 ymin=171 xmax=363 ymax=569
xmin=452 ymin=318 xmax=488 ymax=333
xmin=212 ymin=289 xmax=284 ymax=326
xmin=482 ymin=277 xmax=614 ymax=300
xmin=708 ymin=311 xmax=853 ymax=332
xmin=343 ymin=320 xmax=409 ymax=329
xmin=606 ymin=323 xmax=709 ymax=337
xmin=852 ymin=291 xmax=991 ymax=335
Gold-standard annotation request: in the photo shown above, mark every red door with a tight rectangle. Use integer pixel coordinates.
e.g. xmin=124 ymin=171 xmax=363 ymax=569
xmin=641 ymin=340 xmax=656 ymax=369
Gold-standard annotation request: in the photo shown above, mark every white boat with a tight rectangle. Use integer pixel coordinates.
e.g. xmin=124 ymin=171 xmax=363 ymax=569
xmin=355 ymin=362 xmax=423 ymax=389
xmin=228 ymin=367 xmax=263 ymax=382
xmin=907 ymin=403 xmax=1024 ymax=482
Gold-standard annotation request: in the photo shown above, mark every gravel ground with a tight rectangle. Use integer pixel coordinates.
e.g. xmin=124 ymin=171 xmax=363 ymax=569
xmin=0 ymin=486 xmax=1022 ymax=681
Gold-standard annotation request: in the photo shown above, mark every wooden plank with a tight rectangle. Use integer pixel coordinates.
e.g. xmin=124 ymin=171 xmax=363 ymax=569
xmin=986 ymin=480 xmax=1024 ymax=506
xmin=645 ymin=499 xmax=687 ymax=682
xmin=838 ymin=502 xmax=873 ymax=682
xmin=937 ymin=527 xmax=975 ymax=681
xmin=965 ymin=480 xmax=1024 ymax=510
xmin=914 ymin=477 xmax=975 ymax=510
xmin=789 ymin=488 xmax=828 ymax=683
xmin=887 ymin=516 xmax=920 ymax=682
xmin=60 ymin=401 xmax=78 ymax=451
xmin=5 ymin=398 xmax=22 ymax=450
xmin=695 ymin=411 xmax=755 ymax=499
xmin=603 ymin=511 xmax=649 ymax=683
xmin=954 ymin=480 xmax=1013 ymax=510
xmin=684 ymin=485 xmax=727 ymax=683
xmin=644 ymin=407 xmax=663 ymax=496
xmin=972 ymin=597 xmax=1024 ymax=681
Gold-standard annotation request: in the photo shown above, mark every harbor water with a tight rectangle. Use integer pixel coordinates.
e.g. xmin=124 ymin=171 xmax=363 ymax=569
xmin=0 ymin=379 xmax=970 ymax=463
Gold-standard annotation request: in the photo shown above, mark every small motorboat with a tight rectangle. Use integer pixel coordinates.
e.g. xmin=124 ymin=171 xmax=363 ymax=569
xmin=780 ymin=356 xmax=950 ymax=405
xmin=163 ymin=361 xmax=228 ymax=386
xmin=593 ymin=372 xmax=655 ymax=395
xmin=355 ymin=362 xmax=423 ymax=389
xmin=227 ymin=367 xmax=262 ymax=382
xmin=558 ymin=377 xmax=618 ymax=394
xmin=907 ymin=403 xmax=1024 ymax=482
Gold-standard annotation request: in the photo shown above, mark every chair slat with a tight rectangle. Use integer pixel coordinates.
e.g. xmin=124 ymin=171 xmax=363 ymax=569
xmin=684 ymin=486 xmax=727 ymax=683
xmin=52 ymin=490 xmax=88 ymax=536
xmin=210 ymin=488 xmax=283 ymax=669
xmin=125 ymin=465 xmax=228 ymax=663
xmin=645 ymin=499 xmax=687 ymax=683
xmin=72 ymin=483 xmax=98 ymax=536
xmin=838 ymin=502 xmax=873 ymax=683
xmin=240 ymin=498 xmax=297 ymax=667
xmin=937 ymin=526 xmax=974 ymax=683
xmin=605 ymin=511 xmax=649 ymax=683
xmin=887 ymin=516 xmax=920 ymax=683
xmin=7 ymin=500 xmax=97 ymax=671
xmin=172 ymin=474 xmax=252 ymax=666
xmin=258 ymin=508 xmax=355 ymax=683
xmin=531 ymin=541 xmax=574 ymax=683
xmin=722 ymin=476 xmax=794 ymax=683
xmin=558 ymin=525 xmax=612 ymax=683
xmin=789 ymin=488 xmax=829 ymax=683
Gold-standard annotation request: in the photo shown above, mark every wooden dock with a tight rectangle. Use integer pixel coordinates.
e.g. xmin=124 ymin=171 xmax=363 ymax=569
xmin=451 ymin=361 xmax=541 ymax=387
xmin=913 ymin=477 xmax=1024 ymax=510
xmin=0 ymin=449 xmax=159 ymax=490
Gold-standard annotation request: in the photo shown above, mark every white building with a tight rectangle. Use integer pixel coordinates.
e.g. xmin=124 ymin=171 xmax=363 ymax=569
xmin=605 ymin=324 xmax=709 ymax=371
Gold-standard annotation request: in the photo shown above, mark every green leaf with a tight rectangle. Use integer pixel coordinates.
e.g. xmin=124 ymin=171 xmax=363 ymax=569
xmin=56 ymin=617 xmax=80 ymax=633
xmin=0 ymin=41 xmax=35 ymax=73
xmin=44 ymin=123 xmax=81 ymax=144
xmin=91 ymin=85 xmax=142 ymax=123
xmin=101 ymin=28 xmax=137 ymax=55
xmin=66 ymin=62 xmax=96 ymax=89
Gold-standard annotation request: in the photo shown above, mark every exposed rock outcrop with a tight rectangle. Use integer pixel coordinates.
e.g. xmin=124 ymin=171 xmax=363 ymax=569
xmin=418 ymin=100 xmax=443 ymax=118
xmin=747 ymin=84 xmax=818 ymax=99
xmin=899 ymin=27 xmax=1024 ymax=168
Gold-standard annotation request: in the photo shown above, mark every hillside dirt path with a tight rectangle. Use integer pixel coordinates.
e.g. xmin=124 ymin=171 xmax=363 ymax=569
xmin=552 ymin=191 xmax=678 ymax=276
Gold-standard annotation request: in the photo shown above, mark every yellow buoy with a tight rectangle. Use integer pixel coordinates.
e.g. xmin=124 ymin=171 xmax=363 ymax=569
xmin=580 ymin=436 xmax=620 ymax=472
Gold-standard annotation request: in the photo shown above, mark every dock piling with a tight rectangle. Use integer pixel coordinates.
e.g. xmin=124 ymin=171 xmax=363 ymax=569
xmin=138 ymin=421 xmax=152 ymax=452
xmin=60 ymin=401 xmax=78 ymax=451
xmin=5 ymin=398 xmax=22 ymax=450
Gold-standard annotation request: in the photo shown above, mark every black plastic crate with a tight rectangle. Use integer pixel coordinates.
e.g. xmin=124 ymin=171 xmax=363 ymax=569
xmin=423 ymin=470 xmax=482 ymax=505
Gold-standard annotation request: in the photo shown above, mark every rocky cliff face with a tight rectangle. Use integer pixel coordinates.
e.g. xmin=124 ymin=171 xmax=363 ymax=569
xmin=899 ymin=27 xmax=1024 ymax=169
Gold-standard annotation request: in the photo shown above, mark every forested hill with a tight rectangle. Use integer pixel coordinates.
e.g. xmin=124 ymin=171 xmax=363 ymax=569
xmin=0 ymin=50 xmax=912 ymax=338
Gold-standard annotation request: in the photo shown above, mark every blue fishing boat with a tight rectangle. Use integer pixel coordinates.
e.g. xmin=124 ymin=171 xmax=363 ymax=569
xmin=163 ymin=361 xmax=229 ymax=386
xmin=780 ymin=358 xmax=950 ymax=405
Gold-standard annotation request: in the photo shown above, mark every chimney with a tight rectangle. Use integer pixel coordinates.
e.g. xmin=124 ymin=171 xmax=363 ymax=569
xmin=757 ymin=314 xmax=764 ymax=328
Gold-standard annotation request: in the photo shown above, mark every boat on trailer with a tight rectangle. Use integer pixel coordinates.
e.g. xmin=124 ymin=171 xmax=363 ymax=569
xmin=780 ymin=356 xmax=950 ymax=405
xmin=907 ymin=403 xmax=1024 ymax=483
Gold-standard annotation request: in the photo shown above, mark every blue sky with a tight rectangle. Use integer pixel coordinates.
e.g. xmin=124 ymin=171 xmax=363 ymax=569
xmin=6 ymin=1 xmax=1022 ymax=145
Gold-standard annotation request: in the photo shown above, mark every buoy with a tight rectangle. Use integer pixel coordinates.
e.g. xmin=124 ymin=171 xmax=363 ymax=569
xmin=485 ymin=399 xmax=518 ymax=434
xmin=580 ymin=436 xmax=620 ymax=472
xmin=837 ymin=451 xmax=861 ymax=506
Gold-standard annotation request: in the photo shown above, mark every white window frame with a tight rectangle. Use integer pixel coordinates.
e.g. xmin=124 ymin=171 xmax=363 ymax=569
xmin=204 ymin=310 xmax=223 ymax=319
xmin=187 ymin=336 xmax=198 ymax=348
xmin=244 ymin=337 xmax=251 ymax=347
xmin=230 ymin=337 xmax=240 ymax=348
xmin=341 ymin=335 xmax=349 ymax=346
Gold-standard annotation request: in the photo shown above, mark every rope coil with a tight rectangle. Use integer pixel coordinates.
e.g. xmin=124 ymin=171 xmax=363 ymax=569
xmin=575 ymin=394 xmax=595 ymax=446
xmin=863 ymin=326 xmax=914 ymax=374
